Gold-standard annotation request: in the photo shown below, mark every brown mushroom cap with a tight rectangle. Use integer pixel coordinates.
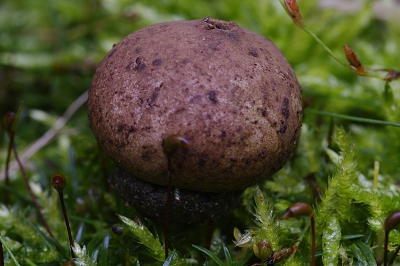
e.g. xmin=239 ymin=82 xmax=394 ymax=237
xmin=88 ymin=17 xmax=302 ymax=193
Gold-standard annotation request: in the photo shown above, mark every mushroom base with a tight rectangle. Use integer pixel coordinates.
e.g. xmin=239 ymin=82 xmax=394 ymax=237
xmin=110 ymin=166 xmax=243 ymax=224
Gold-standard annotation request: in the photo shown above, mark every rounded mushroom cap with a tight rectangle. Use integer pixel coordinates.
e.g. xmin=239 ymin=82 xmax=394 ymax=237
xmin=88 ymin=18 xmax=302 ymax=193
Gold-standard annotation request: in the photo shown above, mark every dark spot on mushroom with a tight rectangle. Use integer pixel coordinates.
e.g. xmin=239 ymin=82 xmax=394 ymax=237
xmin=125 ymin=62 xmax=133 ymax=71
xmin=258 ymin=108 xmax=267 ymax=117
xmin=281 ymin=106 xmax=290 ymax=119
xmin=148 ymin=91 xmax=158 ymax=103
xmin=135 ymin=47 xmax=142 ymax=53
xmin=117 ymin=124 xmax=125 ymax=132
xmin=208 ymin=43 xmax=219 ymax=51
xmin=175 ymin=107 xmax=185 ymax=113
xmin=190 ymin=95 xmax=202 ymax=104
xmin=259 ymin=150 xmax=267 ymax=158
xmin=220 ymin=131 xmax=226 ymax=137
xmin=152 ymin=59 xmax=162 ymax=66
xmin=135 ymin=57 xmax=146 ymax=72
xmin=108 ymin=49 xmax=117 ymax=58
xmin=230 ymin=157 xmax=237 ymax=162
xmin=208 ymin=91 xmax=218 ymax=103
xmin=283 ymin=97 xmax=289 ymax=106
xmin=279 ymin=124 xmax=287 ymax=133
xmin=248 ymin=47 xmax=258 ymax=57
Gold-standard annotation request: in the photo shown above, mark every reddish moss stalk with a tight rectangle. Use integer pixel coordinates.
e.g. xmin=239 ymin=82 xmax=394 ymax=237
xmin=3 ymin=112 xmax=16 ymax=205
xmin=0 ymin=241 xmax=4 ymax=266
xmin=164 ymin=154 xmax=172 ymax=259
xmin=52 ymin=174 xmax=75 ymax=258
xmin=13 ymin=142 xmax=54 ymax=239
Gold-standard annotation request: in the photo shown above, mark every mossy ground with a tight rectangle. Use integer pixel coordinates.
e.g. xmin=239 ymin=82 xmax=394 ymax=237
xmin=1 ymin=0 xmax=399 ymax=265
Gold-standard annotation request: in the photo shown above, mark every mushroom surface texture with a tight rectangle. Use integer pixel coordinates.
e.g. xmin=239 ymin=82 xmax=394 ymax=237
xmin=110 ymin=166 xmax=242 ymax=224
xmin=88 ymin=17 xmax=303 ymax=193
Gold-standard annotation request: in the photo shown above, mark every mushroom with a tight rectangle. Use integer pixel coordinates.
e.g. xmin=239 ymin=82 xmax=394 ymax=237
xmin=87 ymin=17 xmax=302 ymax=223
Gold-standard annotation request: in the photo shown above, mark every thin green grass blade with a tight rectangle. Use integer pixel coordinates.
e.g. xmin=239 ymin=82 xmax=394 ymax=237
xmin=162 ymin=250 xmax=177 ymax=266
xmin=237 ymin=248 xmax=254 ymax=266
xmin=75 ymin=223 xmax=84 ymax=243
xmin=25 ymin=217 xmax=68 ymax=258
xmin=98 ymin=233 xmax=110 ymax=266
xmin=341 ymin=234 xmax=364 ymax=241
xmin=192 ymin=244 xmax=224 ymax=266
xmin=356 ymin=241 xmax=377 ymax=266
xmin=0 ymin=235 xmax=21 ymax=266
xmin=350 ymin=243 xmax=365 ymax=264
xmin=24 ymin=218 xmax=53 ymax=249
xmin=306 ymin=109 xmax=400 ymax=128
xmin=222 ymin=243 xmax=233 ymax=265
xmin=24 ymin=258 xmax=38 ymax=266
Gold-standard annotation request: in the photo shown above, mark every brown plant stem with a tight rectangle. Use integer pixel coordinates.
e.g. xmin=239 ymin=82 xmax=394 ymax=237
xmin=13 ymin=141 xmax=54 ymax=239
xmin=389 ymin=244 xmax=400 ymax=266
xmin=52 ymin=173 xmax=75 ymax=259
xmin=126 ymin=248 xmax=130 ymax=266
xmin=58 ymin=190 xmax=75 ymax=258
xmin=164 ymin=153 xmax=172 ymax=259
xmin=4 ymin=130 xmax=13 ymax=205
xmin=384 ymin=230 xmax=389 ymax=266
xmin=383 ymin=210 xmax=400 ymax=266
xmin=0 ymin=241 xmax=4 ymax=266
xmin=162 ymin=134 xmax=190 ymax=260
xmin=310 ymin=215 xmax=315 ymax=266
